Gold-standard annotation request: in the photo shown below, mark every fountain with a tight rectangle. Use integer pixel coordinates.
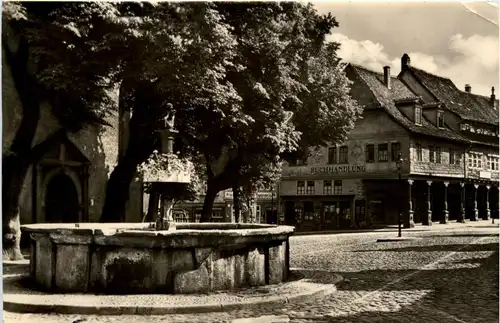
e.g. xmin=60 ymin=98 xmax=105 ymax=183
xmin=22 ymin=105 xmax=295 ymax=295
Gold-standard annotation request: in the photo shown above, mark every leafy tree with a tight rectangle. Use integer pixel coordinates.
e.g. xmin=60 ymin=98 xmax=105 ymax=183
xmin=2 ymin=2 xmax=121 ymax=260
xmin=196 ymin=2 xmax=362 ymax=222
xmin=99 ymin=2 xmax=243 ymax=222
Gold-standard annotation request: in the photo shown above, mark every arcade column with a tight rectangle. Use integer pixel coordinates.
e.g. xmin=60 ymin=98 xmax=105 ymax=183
xmin=440 ymin=181 xmax=449 ymax=224
xmin=471 ymin=184 xmax=479 ymax=221
xmin=424 ymin=180 xmax=433 ymax=226
xmin=484 ymin=185 xmax=491 ymax=220
xmin=406 ymin=179 xmax=415 ymax=228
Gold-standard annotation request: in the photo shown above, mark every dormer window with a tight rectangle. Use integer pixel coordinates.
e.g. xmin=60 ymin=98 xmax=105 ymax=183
xmin=437 ymin=110 xmax=444 ymax=128
xmin=415 ymin=106 xmax=422 ymax=125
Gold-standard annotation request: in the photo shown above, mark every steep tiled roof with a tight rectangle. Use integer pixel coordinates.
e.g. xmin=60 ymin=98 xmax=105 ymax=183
xmin=347 ymin=64 xmax=469 ymax=143
xmin=404 ymin=66 xmax=499 ymax=125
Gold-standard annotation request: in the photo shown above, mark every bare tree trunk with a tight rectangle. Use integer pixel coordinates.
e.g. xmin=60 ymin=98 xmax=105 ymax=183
xmin=200 ymin=183 xmax=218 ymax=222
xmin=2 ymin=38 xmax=41 ymax=260
xmin=3 ymin=157 xmax=28 ymax=261
xmin=100 ymin=83 xmax=158 ymax=222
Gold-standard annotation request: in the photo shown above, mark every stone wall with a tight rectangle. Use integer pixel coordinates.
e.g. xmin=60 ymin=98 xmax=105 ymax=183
xmin=23 ymin=223 xmax=294 ymax=294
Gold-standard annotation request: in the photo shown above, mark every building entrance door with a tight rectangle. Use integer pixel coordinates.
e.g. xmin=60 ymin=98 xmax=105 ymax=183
xmin=45 ymin=173 xmax=80 ymax=223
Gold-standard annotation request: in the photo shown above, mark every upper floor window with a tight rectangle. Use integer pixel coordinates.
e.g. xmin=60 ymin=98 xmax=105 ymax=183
xmin=415 ymin=106 xmax=422 ymax=125
xmin=488 ymin=156 xmax=499 ymax=171
xmin=449 ymin=148 xmax=455 ymax=164
xmin=339 ymin=146 xmax=348 ymax=163
xmin=297 ymin=181 xmax=305 ymax=195
xmin=454 ymin=151 xmax=462 ymax=165
xmin=429 ymin=146 xmax=435 ymax=163
xmin=468 ymin=153 xmax=483 ymax=169
xmin=436 ymin=147 xmax=442 ymax=163
xmin=437 ymin=111 xmax=445 ymax=128
xmin=327 ymin=147 xmax=337 ymax=164
xmin=391 ymin=142 xmax=401 ymax=161
xmin=378 ymin=144 xmax=388 ymax=162
xmin=416 ymin=143 xmax=423 ymax=161
xmin=306 ymin=181 xmax=315 ymax=195
xmin=366 ymin=144 xmax=375 ymax=163
xmin=323 ymin=180 xmax=332 ymax=195
xmin=333 ymin=180 xmax=342 ymax=195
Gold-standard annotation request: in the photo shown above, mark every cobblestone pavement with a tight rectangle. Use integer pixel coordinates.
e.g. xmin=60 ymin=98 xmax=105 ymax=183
xmin=4 ymin=225 xmax=499 ymax=323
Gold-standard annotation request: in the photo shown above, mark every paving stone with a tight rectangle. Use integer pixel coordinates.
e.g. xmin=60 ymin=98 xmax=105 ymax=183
xmin=4 ymin=226 xmax=499 ymax=323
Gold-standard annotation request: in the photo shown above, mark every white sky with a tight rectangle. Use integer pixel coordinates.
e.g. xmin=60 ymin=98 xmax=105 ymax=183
xmin=314 ymin=2 xmax=499 ymax=96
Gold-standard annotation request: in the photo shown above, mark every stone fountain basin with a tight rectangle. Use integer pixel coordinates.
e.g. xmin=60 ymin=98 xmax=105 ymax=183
xmin=21 ymin=223 xmax=295 ymax=294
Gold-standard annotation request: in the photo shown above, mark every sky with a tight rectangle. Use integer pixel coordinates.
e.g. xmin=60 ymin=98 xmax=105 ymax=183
xmin=313 ymin=2 xmax=499 ymax=97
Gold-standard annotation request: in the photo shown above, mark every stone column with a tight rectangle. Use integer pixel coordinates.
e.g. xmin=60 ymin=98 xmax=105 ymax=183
xmin=424 ymin=181 xmax=433 ymax=226
xmin=471 ymin=184 xmax=479 ymax=221
xmin=406 ymin=180 xmax=415 ymax=228
xmin=458 ymin=183 xmax=466 ymax=223
xmin=484 ymin=185 xmax=491 ymax=220
xmin=441 ymin=181 xmax=449 ymax=224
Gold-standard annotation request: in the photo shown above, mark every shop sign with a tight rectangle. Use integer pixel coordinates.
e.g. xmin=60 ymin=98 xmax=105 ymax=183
xmin=480 ymin=171 xmax=492 ymax=179
xmin=310 ymin=165 xmax=366 ymax=175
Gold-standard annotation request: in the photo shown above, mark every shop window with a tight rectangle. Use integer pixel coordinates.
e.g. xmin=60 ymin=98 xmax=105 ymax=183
xmin=306 ymin=181 xmax=315 ymax=195
xmin=436 ymin=147 xmax=441 ymax=164
xmin=339 ymin=146 xmax=348 ymax=163
xmin=297 ymin=181 xmax=305 ymax=195
xmin=333 ymin=180 xmax=342 ymax=195
xmin=391 ymin=142 xmax=401 ymax=161
xmin=323 ymin=180 xmax=332 ymax=195
xmin=415 ymin=106 xmax=422 ymax=125
xmin=437 ymin=110 xmax=444 ymax=128
xmin=378 ymin=143 xmax=388 ymax=162
xmin=366 ymin=144 xmax=375 ymax=163
xmin=304 ymin=202 xmax=314 ymax=221
xmin=416 ymin=143 xmax=422 ymax=161
xmin=256 ymin=205 xmax=261 ymax=222
xmin=327 ymin=147 xmax=337 ymax=164
xmin=294 ymin=207 xmax=303 ymax=223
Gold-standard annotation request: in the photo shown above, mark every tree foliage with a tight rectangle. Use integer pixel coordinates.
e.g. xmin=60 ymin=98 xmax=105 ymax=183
xmin=2 ymin=1 xmax=125 ymax=260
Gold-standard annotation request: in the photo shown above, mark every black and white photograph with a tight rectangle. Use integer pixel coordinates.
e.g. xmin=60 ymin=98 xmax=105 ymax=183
xmin=2 ymin=1 xmax=499 ymax=322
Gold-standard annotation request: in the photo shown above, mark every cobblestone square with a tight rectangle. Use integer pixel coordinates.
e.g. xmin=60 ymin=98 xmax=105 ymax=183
xmin=4 ymin=225 xmax=498 ymax=323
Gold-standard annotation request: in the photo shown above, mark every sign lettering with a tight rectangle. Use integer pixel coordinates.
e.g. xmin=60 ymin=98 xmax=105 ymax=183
xmin=310 ymin=165 xmax=366 ymax=175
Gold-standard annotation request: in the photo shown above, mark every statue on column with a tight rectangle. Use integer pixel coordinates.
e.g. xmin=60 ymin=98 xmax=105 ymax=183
xmin=163 ymin=103 xmax=176 ymax=130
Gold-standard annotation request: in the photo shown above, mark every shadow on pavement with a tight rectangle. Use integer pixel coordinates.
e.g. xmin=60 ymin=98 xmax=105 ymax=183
xmin=297 ymin=243 xmax=498 ymax=323
xmin=353 ymin=242 xmax=499 ymax=253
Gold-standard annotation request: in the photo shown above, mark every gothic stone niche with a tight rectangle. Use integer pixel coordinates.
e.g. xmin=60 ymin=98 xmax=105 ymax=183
xmin=33 ymin=131 xmax=90 ymax=224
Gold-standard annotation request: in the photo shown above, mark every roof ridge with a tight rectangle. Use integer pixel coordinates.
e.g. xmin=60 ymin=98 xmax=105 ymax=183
xmin=407 ymin=66 xmax=455 ymax=83
xmin=461 ymin=90 xmax=497 ymax=101
xmin=348 ymin=63 xmax=400 ymax=80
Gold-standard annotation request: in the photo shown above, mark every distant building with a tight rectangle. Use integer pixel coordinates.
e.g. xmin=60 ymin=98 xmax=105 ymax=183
xmin=173 ymin=188 xmax=278 ymax=224
xmin=278 ymin=54 xmax=499 ymax=231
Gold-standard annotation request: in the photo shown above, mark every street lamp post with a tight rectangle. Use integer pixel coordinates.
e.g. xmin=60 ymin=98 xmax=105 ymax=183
xmin=396 ymin=153 xmax=403 ymax=238
xmin=271 ymin=186 xmax=275 ymax=224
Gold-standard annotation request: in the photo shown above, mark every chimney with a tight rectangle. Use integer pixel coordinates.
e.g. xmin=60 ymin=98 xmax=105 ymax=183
xmin=491 ymin=86 xmax=496 ymax=107
xmin=465 ymin=84 xmax=471 ymax=93
xmin=383 ymin=66 xmax=391 ymax=89
xmin=401 ymin=53 xmax=411 ymax=70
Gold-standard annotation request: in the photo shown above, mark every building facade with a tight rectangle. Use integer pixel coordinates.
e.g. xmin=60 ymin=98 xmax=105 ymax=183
xmin=278 ymin=54 xmax=499 ymax=231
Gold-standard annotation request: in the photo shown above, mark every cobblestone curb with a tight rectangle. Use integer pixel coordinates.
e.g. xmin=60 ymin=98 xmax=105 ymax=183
xmin=3 ymin=273 xmax=342 ymax=315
